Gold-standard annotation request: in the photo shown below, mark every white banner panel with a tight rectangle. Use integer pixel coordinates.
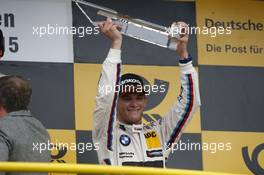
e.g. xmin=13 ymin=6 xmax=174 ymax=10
xmin=0 ymin=0 xmax=73 ymax=63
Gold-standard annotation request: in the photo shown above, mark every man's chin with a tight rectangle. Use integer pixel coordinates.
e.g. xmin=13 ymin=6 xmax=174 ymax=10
xmin=127 ymin=115 xmax=142 ymax=124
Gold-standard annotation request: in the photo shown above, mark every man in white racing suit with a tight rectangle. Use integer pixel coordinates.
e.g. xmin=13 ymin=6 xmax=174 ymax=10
xmin=93 ymin=18 xmax=201 ymax=167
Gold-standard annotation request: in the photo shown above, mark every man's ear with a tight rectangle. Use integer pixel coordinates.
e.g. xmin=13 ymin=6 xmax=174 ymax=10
xmin=0 ymin=49 xmax=3 ymax=58
xmin=0 ymin=105 xmax=8 ymax=118
xmin=0 ymin=104 xmax=5 ymax=111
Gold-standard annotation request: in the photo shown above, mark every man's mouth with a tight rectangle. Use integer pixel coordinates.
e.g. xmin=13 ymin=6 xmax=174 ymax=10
xmin=128 ymin=109 xmax=140 ymax=114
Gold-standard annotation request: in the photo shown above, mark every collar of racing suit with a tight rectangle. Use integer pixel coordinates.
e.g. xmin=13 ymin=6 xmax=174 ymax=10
xmin=116 ymin=120 xmax=143 ymax=133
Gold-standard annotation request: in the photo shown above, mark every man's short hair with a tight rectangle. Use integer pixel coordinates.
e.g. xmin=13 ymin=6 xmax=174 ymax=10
xmin=0 ymin=75 xmax=32 ymax=113
xmin=119 ymin=73 xmax=146 ymax=96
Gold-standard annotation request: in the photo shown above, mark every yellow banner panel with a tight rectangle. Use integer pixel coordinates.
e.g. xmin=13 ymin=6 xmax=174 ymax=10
xmin=74 ymin=63 xmax=101 ymax=130
xmin=196 ymin=0 xmax=264 ymax=67
xmin=202 ymin=131 xmax=264 ymax=174
xmin=48 ymin=129 xmax=76 ymax=163
xmin=48 ymin=129 xmax=76 ymax=175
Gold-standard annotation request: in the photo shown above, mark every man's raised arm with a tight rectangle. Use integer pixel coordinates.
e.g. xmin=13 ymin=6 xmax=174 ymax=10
xmin=160 ymin=22 xmax=201 ymax=155
xmin=92 ymin=18 xmax=123 ymax=157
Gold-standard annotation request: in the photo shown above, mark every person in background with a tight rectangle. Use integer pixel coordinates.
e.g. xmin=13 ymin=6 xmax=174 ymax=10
xmin=0 ymin=29 xmax=51 ymax=175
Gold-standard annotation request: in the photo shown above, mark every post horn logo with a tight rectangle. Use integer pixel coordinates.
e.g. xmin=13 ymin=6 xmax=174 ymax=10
xmin=50 ymin=145 xmax=67 ymax=163
xmin=141 ymin=77 xmax=169 ymax=123
xmin=242 ymin=143 xmax=264 ymax=175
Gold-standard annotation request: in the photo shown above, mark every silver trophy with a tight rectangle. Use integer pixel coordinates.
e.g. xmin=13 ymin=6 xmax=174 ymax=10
xmin=73 ymin=0 xmax=180 ymax=50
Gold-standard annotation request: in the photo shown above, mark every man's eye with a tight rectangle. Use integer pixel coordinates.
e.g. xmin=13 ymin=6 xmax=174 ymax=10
xmin=137 ymin=96 xmax=144 ymax=100
xmin=123 ymin=97 xmax=131 ymax=101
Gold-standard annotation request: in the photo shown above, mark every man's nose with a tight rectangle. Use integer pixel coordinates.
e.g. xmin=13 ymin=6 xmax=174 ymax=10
xmin=129 ymin=99 xmax=138 ymax=107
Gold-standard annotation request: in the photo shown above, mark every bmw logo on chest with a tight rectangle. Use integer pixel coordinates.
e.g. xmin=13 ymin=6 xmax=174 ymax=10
xmin=120 ymin=134 xmax=131 ymax=146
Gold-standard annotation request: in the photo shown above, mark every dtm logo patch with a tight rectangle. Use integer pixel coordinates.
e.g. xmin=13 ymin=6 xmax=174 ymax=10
xmin=120 ymin=134 xmax=131 ymax=146
xmin=144 ymin=131 xmax=161 ymax=149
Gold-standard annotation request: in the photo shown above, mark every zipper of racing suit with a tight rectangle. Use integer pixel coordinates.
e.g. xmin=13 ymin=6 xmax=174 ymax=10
xmin=138 ymin=131 xmax=145 ymax=164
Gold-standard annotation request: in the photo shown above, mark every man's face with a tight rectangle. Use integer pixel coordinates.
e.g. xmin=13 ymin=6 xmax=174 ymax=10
xmin=117 ymin=93 xmax=147 ymax=125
